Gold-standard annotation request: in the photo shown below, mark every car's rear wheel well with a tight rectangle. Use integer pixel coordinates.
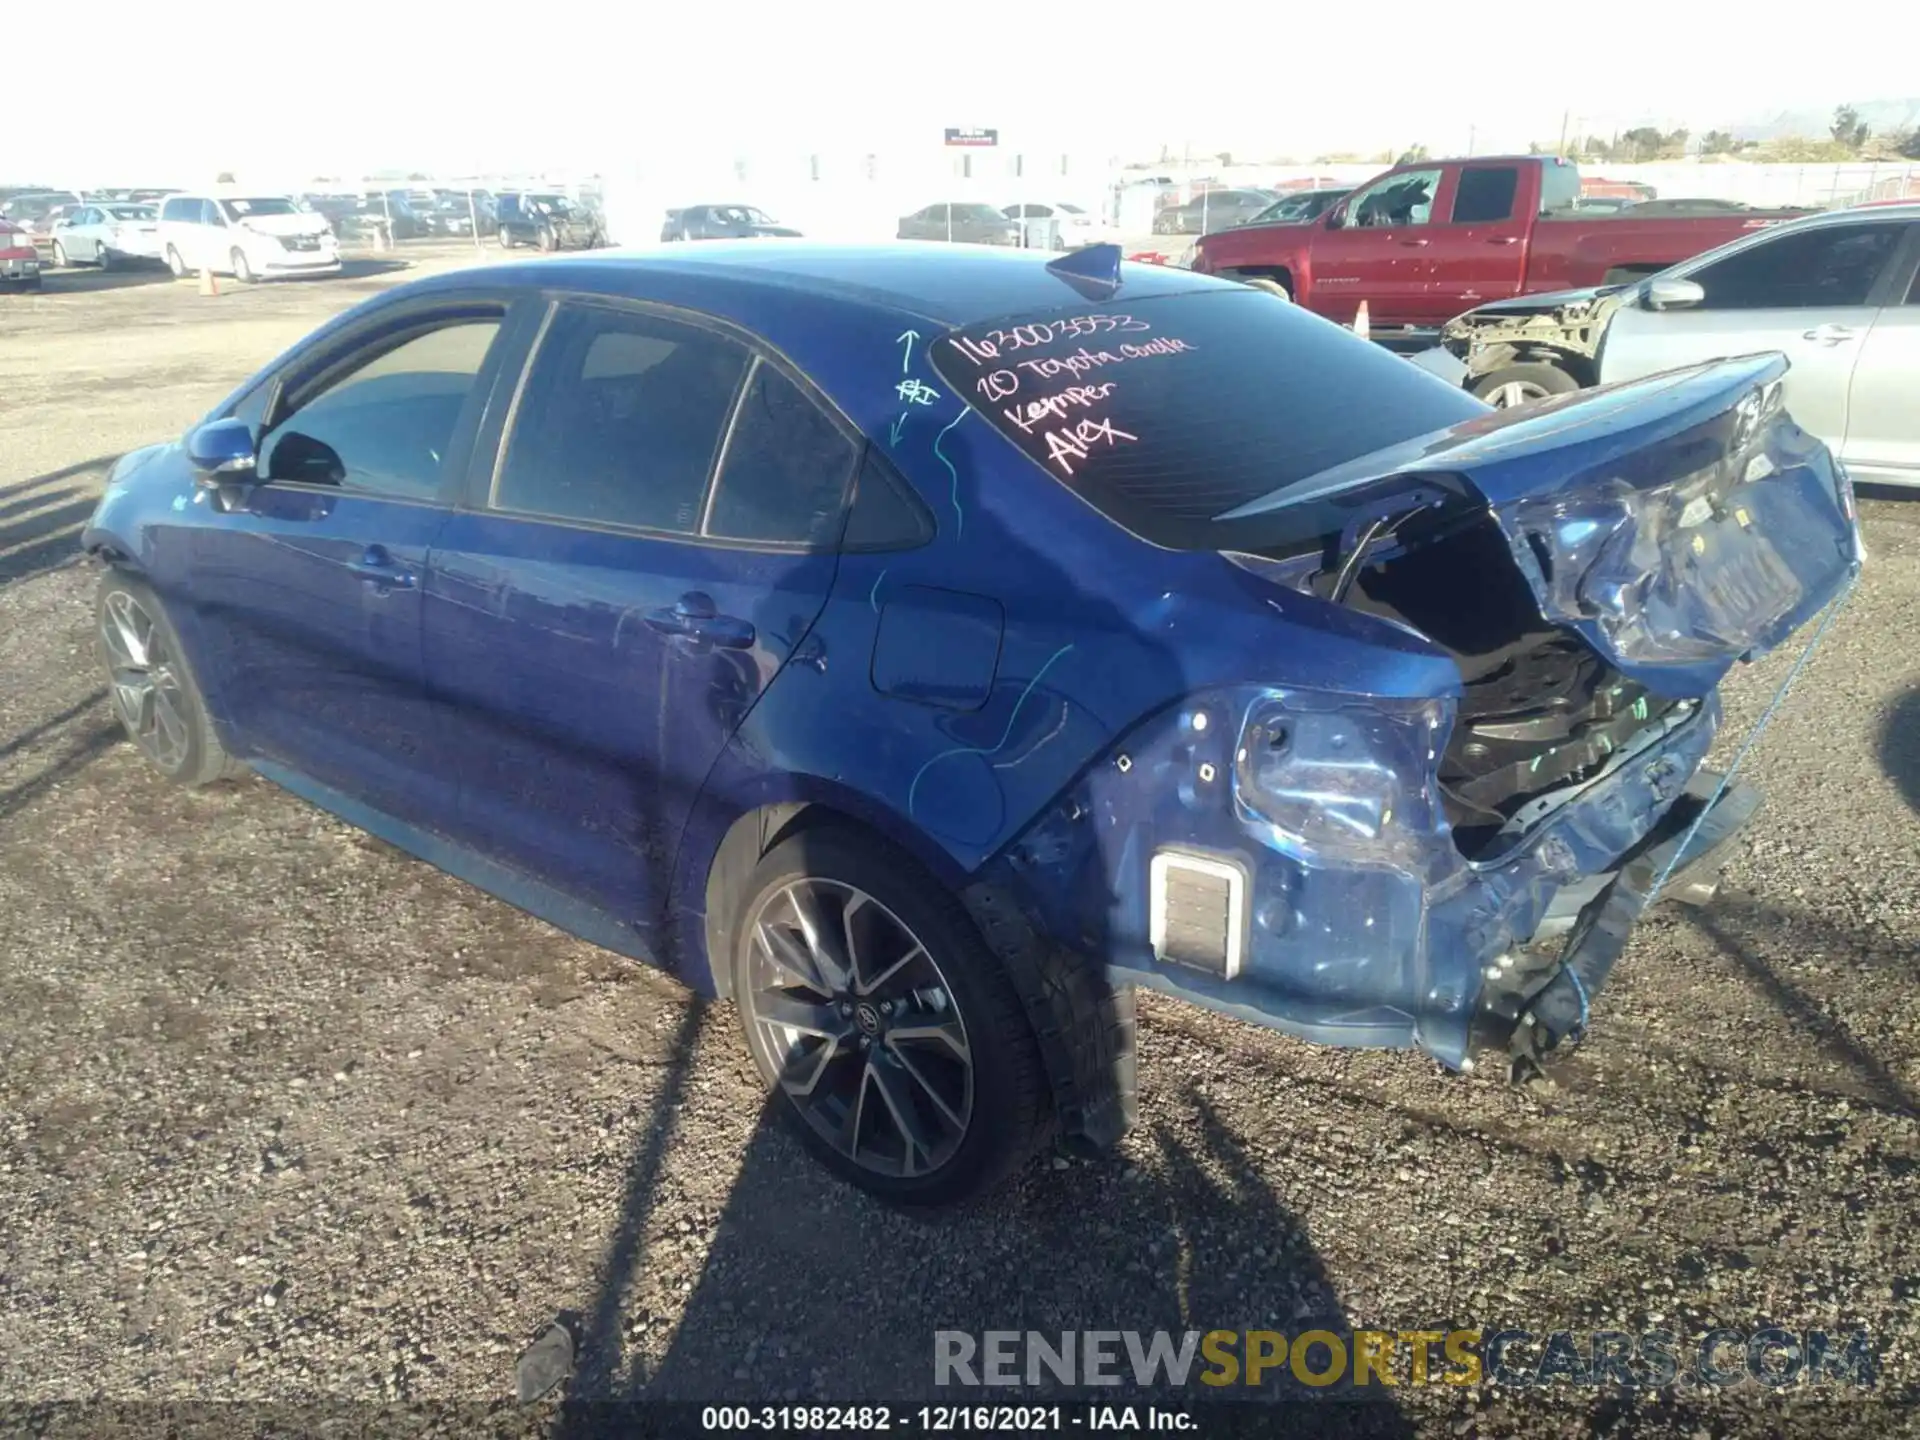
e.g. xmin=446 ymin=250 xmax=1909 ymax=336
xmin=702 ymin=802 xmax=893 ymax=999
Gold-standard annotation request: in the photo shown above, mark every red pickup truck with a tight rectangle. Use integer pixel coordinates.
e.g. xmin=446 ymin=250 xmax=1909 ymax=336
xmin=1188 ymin=155 xmax=1809 ymax=334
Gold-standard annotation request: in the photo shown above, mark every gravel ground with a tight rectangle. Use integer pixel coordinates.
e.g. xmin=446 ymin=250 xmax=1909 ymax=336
xmin=1 ymin=255 xmax=1917 ymax=1438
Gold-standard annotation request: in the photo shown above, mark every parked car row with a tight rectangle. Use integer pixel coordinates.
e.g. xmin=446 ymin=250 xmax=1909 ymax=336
xmin=896 ymin=200 xmax=1114 ymax=248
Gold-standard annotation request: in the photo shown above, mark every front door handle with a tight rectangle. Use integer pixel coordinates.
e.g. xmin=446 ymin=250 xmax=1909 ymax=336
xmin=644 ymin=592 xmax=756 ymax=649
xmin=348 ymin=544 xmax=416 ymax=590
xmin=1398 ymin=237 xmax=1430 ymax=247
xmin=1802 ymin=323 xmax=1858 ymax=345
xmin=1486 ymin=235 xmax=1520 ymax=245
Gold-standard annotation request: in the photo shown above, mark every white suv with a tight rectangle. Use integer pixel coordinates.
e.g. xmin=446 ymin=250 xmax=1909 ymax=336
xmin=158 ymin=192 xmax=340 ymax=282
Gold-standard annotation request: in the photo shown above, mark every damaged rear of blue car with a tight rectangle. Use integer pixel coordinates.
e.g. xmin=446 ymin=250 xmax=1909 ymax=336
xmin=915 ymin=271 xmax=1858 ymax=1130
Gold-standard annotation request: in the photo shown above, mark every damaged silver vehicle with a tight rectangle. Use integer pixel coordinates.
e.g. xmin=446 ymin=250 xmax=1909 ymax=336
xmin=1438 ymin=205 xmax=1920 ymax=488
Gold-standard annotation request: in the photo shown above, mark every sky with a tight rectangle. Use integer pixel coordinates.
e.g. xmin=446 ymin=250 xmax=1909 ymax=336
xmin=10 ymin=2 xmax=1916 ymax=185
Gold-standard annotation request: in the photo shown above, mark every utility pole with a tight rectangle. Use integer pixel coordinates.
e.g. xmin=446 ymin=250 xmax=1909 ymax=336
xmin=1558 ymin=109 xmax=1570 ymax=156
xmin=1466 ymin=125 xmax=1476 ymax=157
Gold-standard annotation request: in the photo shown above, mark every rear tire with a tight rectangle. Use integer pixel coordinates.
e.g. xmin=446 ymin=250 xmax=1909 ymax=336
xmin=1471 ymin=361 xmax=1580 ymax=409
xmin=731 ymin=826 xmax=1049 ymax=1207
xmin=497 ymin=227 xmax=515 ymax=249
xmin=51 ymin=241 xmax=68 ymax=268
xmin=95 ymin=570 xmax=242 ymax=787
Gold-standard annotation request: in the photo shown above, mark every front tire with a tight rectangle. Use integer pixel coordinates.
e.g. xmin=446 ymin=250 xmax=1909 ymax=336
xmin=731 ymin=826 xmax=1049 ymax=1206
xmin=1472 ymin=361 xmax=1580 ymax=409
xmin=51 ymin=240 xmax=69 ymax=268
xmin=165 ymin=245 xmax=187 ymax=278
xmin=95 ymin=570 xmax=241 ymax=787
xmin=230 ymin=248 xmax=255 ymax=284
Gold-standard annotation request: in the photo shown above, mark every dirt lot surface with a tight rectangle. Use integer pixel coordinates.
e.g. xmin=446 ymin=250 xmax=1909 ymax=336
xmin=1 ymin=252 xmax=1917 ymax=1437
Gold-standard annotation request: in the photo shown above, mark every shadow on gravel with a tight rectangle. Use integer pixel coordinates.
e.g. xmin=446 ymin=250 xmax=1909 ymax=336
xmin=1684 ymin=895 xmax=1917 ymax=1117
xmin=1879 ymin=684 xmax=1920 ymax=818
xmin=0 ymin=687 xmax=108 ymax=765
xmin=0 ymin=452 xmax=120 ymax=502
xmin=37 ymin=265 xmax=176 ymax=295
xmin=556 ymin=1086 xmax=1416 ymax=1435
xmin=0 ymin=720 xmax=120 ymax=823
xmin=0 ymin=454 xmax=118 ymax=587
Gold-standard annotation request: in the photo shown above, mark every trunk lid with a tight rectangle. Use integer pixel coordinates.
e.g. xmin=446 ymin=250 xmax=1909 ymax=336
xmin=1408 ymin=354 xmax=1858 ymax=696
xmin=1227 ymin=354 xmax=1859 ymax=698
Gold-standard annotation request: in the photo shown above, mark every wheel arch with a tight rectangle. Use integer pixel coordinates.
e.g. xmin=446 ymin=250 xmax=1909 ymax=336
xmin=687 ymin=780 xmax=975 ymax=1002
xmin=684 ymin=778 xmax=1136 ymax=1154
xmin=82 ymin=529 xmax=138 ymax=569
xmin=1466 ymin=342 xmax=1597 ymax=391
xmin=1222 ymin=264 xmax=1294 ymax=297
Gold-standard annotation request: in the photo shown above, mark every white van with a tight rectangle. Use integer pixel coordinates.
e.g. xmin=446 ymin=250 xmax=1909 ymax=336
xmin=157 ymin=192 xmax=340 ymax=282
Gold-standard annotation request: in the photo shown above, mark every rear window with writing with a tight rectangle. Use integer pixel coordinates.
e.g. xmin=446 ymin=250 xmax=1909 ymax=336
xmin=931 ymin=290 xmax=1482 ymax=550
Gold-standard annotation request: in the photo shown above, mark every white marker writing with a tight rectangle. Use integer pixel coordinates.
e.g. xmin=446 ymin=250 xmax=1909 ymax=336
xmin=1043 ymin=417 xmax=1138 ymax=475
xmin=1000 ymin=383 xmax=1119 ymax=436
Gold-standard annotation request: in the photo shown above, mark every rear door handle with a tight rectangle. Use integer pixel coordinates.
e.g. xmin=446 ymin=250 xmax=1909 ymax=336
xmin=645 ymin=592 xmax=755 ymax=649
xmin=1486 ymin=236 xmax=1520 ymax=245
xmin=348 ymin=544 xmax=415 ymax=590
xmin=1398 ymin=237 xmax=1430 ymax=247
xmin=1802 ymin=324 xmax=1858 ymax=345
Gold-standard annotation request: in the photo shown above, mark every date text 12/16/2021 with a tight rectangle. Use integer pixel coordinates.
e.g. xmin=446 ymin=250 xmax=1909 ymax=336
xmin=700 ymin=1404 xmax=1196 ymax=1432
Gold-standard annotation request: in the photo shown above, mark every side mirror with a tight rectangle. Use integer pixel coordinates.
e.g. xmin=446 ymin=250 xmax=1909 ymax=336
xmin=1644 ymin=276 xmax=1705 ymax=312
xmin=186 ymin=418 xmax=259 ymax=483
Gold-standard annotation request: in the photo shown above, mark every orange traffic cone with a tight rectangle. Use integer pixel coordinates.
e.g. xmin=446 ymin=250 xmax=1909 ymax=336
xmin=199 ymin=266 xmax=218 ymax=297
xmin=1352 ymin=299 xmax=1370 ymax=340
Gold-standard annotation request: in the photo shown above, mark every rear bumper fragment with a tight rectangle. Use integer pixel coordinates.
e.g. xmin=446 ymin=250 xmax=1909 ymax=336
xmin=1483 ymin=767 xmax=1762 ymax=1079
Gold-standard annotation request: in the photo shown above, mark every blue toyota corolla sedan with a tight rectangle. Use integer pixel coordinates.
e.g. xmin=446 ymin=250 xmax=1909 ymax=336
xmin=83 ymin=242 xmax=1860 ymax=1204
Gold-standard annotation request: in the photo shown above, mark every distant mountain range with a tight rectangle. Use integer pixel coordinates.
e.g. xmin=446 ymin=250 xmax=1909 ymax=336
xmin=1728 ymin=97 xmax=1920 ymax=141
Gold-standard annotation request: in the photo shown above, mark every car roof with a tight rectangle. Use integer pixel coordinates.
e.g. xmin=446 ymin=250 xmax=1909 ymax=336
xmin=418 ymin=241 xmax=1226 ymax=328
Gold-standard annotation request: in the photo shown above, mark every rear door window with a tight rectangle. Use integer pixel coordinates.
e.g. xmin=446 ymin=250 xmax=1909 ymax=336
xmin=1451 ymin=166 xmax=1520 ymax=224
xmin=702 ymin=359 xmax=859 ymax=546
xmin=491 ymin=302 xmax=749 ymax=533
xmin=930 ymin=290 xmax=1481 ymax=552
